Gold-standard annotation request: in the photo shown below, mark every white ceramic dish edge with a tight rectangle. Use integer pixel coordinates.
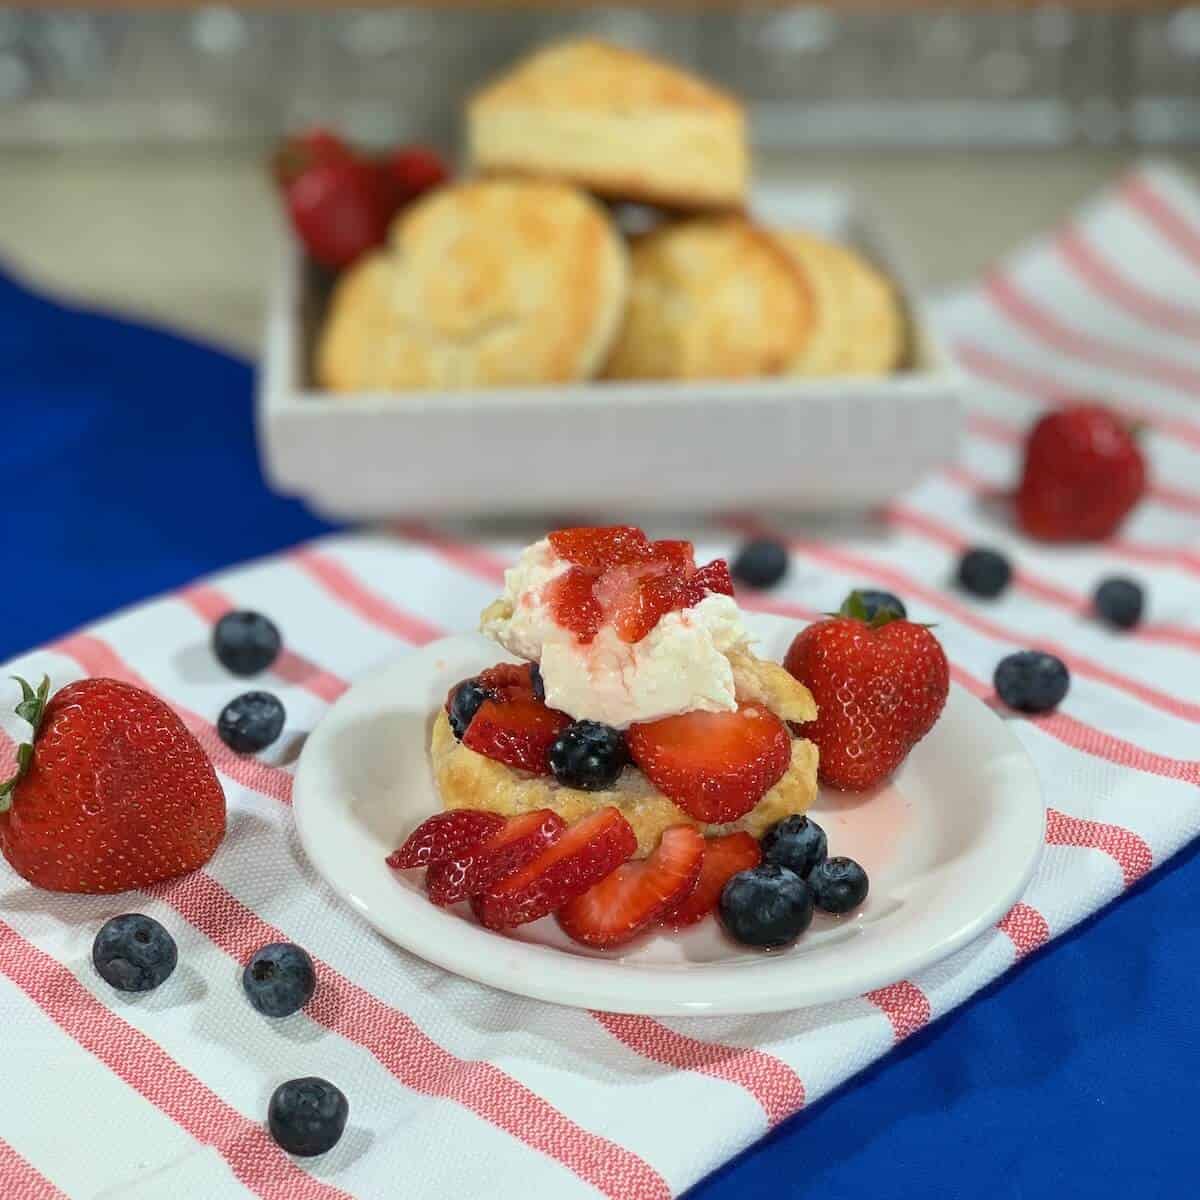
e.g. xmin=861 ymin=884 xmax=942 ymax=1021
xmin=258 ymin=183 xmax=965 ymax=519
xmin=292 ymin=617 xmax=1044 ymax=1017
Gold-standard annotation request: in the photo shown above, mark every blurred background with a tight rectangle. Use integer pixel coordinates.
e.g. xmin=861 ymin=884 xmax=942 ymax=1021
xmin=3 ymin=5 xmax=1200 ymax=353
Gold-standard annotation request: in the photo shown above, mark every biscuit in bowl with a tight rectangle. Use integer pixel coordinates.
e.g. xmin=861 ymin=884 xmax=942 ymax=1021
xmin=774 ymin=231 xmax=905 ymax=377
xmin=468 ymin=39 xmax=747 ymax=213
xmin=603 ymin=217 xmax=813 ymax=381
xmin=316 ymin=178 xmax=628 ymax=391
xmin=430 ymin=648 xmax=819 ymax=858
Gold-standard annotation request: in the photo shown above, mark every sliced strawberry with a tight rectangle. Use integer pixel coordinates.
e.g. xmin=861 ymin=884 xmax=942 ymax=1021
xmin=444 ymin=662 xmax=535 ymax=726
xmin=650 ymin=539 xmax=696 ymax=568
xmin=476 ymin=662 xmax=537 ymax=698
xmin=628 ymin=703 xmax=792 ymax=823
xmin=557 ymin=825 xmax=705 ymax=948
xmin=462 ymin=694 xmax=569 ymax=774
xmin=610 ymin=570 xmax=694 ymax=644
xmin=386 ymin=809 xmax=505 ymax=870
xmin=601 ymin=557 xmax=735 ymax=645
xmin=548 ymin=567 xmax=603 ymax=643
xmin=550 ymin=526 xmax=653 ymax=570
xmin=472 ymin=807 xmax=637 ymax=930
xmin=661 ymin=832 xmax=762 ymax=929
xmin=690 ymin=558 xmax=734 ymax=598
xmin=547 ymin=530 xmax=733 ymax=645
xmin=426 ymin=809 xmax=565 ymax=906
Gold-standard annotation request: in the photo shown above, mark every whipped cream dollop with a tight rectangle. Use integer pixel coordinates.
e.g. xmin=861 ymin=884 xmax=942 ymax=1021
xmin=481 ymin=538 xmax=751 ymax=728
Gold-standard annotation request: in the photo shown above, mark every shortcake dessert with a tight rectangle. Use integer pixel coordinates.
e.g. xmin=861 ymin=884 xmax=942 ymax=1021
xmin=432 ymin=527 xmax=818 ymax=858
xmin=388 ymin=525 xmax=825 ymax=947
xmin=387 ymin=533 xmax=911 ymax=949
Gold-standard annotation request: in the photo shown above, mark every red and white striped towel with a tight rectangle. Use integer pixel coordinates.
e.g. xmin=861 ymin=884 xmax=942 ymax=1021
xmin=2 ymin=160 xmax=1199 ymax=1200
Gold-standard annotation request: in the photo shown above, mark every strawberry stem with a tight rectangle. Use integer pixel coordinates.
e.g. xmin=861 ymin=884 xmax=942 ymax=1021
xmin=837 ymin=591 xmax=903 ymax=629
xmin=0 ymin=675 xmax=49 ymax=812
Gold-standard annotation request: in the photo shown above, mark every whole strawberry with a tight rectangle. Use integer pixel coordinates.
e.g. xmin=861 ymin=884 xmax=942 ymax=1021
xmin=783 ymin=594 xmax=949 ymax=791
xmin=0 ymin=677 xmax=225 ymax=893
xmin=283 ymin=157 xmax=390 ymax=272
xmin=1016 ymin=404 xmax=1147 ymax=541
xmin=271 ymin=126 xmax=354 ymax=188
xmin=377 ymin=145 xmax=449 ymax=210
xmin=273 ymin=129 xmax=450 ymax=272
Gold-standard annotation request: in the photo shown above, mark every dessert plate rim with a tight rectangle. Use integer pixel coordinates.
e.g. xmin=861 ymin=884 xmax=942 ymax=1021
xmin=293 ymin=615 xmax=1044 ymax=1016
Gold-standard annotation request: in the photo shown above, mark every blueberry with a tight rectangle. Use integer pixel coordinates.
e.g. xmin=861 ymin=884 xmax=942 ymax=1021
xmin=212 ymin=611 xmax=281 ymax=677
xmin=549 ymin=721 xmax=628 ymax=790
xmin=956 ymin=547 xmax=1012 ymax=599
xmin=217 ymin=691 xmax=286 ymax=753
xmin=731 ymin=539 xmax=789 ymax=589
xmin=1094 ymin=577 xmax=1144 ymax=631
xmin=530 ymin=663 xmax=546 ymax=703
xmin=761 ymin=815 xmax=827 ymax=878
xmin=808 ymin=856 xmax=869 ymax=914
xmin=92 ymin=914 xmax=178 ymax=993
xmin=719 ymin=864 xmax=813 ymax=949
xmin=447 ymin=679 xmax=489 ymax=740
xmin=243 ymin=942 xmax=316 ymax=1018
xmin=994 ymin=651 xmax=1070 ymax=714
xmin=268 ymin=1077 xmax=349 ymax=1157
xmin=856 ymin=590 xmax=907 ymax=621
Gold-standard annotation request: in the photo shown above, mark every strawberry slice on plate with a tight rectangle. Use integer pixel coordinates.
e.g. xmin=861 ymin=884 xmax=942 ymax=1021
xmin=462 ymin=693 xmax=570 ymax=775
xmin=474 ymin=662 xmax=538 ymax=697
xmin=628 ymin=703 xmax=792 ymax=823
xmin=546 ymin=527 xmax=733 ymax=647
xmin=549 ymin=526 xmax=653 ymax=569
xmin=548 ymin=567 xmax=604 ymax=643
xmin=557 ymin=825 xmax=705 ymax=948
xmin=606 ymin=568 xmax=693 ymax=644
xmin=690 ymin=558 xmax=734 ymax=598
xmin=386 ymin=810 xmax=505 ymax=870
xmin=649 ymin=539 xmax=695 ymax=567
xmin=472 ymin=807 xmax=637 ymax=930
xmin=661 ymin=832 xmax=762 ymax=929
xmin=426 ymin=809 xmax=565 ymax=906
xmin=599 ymin=557 xmax=738 ymax=645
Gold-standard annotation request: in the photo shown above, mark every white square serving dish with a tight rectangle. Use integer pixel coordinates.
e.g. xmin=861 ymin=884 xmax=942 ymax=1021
xmin=258 ymin=183 xmax=963 ymax=520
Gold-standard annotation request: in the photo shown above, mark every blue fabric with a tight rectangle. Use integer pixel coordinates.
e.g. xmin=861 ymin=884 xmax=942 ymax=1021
xmin=0 ymin=267 xmax=336 ymax=661
xmin=2 ymin=266 xmax=1194 ymax=1198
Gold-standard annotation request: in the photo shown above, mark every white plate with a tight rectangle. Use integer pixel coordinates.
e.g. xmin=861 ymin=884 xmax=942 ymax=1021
xmin=293 ymin=615 xmax=1043 ymax=1016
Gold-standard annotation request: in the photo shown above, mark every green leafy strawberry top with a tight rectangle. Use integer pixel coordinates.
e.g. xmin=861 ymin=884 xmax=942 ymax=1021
xmin=837 ymin=591 xmax=902 ymax=628
xmin=0 ymin=676 xmax=50 ymax=812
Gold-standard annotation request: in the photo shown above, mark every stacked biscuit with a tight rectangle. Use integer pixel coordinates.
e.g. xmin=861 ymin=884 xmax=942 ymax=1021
xmin=318 ymin=39 xmax=905 ymax=393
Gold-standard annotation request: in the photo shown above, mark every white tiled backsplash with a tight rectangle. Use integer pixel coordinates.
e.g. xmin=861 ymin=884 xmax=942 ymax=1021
xmin=1 ymin=7 xmax=1198 ymax=149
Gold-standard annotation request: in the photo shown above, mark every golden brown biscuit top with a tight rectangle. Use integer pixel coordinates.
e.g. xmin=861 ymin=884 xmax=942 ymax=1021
xmin=470 ymin=38 xmax=741 ymax=117
xmin=390 ymin=178 xmax=616 ymax=347
xmin=774 ymin=230 xmax=903 ymax=377
xmin=606 ymin=217 xmax=813 ymax=380
xmin=317 ymin=177 xmax=628 ymax=391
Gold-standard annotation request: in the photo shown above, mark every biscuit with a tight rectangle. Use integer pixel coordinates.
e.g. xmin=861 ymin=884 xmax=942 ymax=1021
xmin=316 ymin=178 xmax=628 ymax=391
xmin=603 ymin=217 xmax=813 ymax=381
xmin=314 ymin=252 xmax=395 ymax=393
xmin=773 ymin=231 xmax=905 ymax=377
xmin=430 ymin=649 xmax=819 ymax=858
xmin=468 ymin=39 xmax=747 ymax=213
